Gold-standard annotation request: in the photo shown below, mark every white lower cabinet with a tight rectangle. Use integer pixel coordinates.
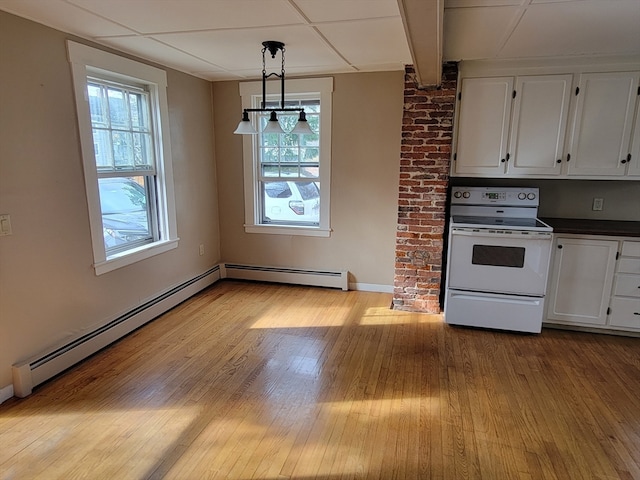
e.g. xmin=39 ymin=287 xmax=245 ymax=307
xmin=546 ymin=236 xmax=640 ymax=333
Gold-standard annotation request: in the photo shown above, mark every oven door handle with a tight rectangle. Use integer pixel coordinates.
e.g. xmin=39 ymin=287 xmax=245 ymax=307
xmin=451 ymin=228 xmax=552 ymax=240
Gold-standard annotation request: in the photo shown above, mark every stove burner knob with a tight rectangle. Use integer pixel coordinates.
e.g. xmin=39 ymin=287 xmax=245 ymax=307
xmin=462 ymin=191 xmax=470 ymax=199
xmin=518 ymin=192 xmax=526 ymax=200
xmin=453 ymin=191 xmax=462 ymax=198
xmin=527 ymin=192 xmax=536 ymax=200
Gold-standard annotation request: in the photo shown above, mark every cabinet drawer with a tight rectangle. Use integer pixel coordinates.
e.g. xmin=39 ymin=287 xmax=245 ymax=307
xmin=614 ymin=275 xmax=640 ymax=297
xmin=621 ymin=241 xmax=640 ymax=257
xmin=609 ymin=297 xmax=640 ymax=329
xmin=618 ymin=257 xmax=640 ymax=274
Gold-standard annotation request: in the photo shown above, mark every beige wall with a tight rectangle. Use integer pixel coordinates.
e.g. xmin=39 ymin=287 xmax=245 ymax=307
xmin=0 ymin=12 xmax=220 ymax=388
xmin=213 ymin=71 xmax=404 ymax=287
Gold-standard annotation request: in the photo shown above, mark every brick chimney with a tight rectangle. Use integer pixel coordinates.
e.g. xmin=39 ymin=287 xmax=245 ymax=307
xmin=393 ymin=64 xmax=458 ymax=313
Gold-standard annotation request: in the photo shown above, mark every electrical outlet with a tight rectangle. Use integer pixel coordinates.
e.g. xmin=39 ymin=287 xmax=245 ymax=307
xmin=592 ymin=198 xmax=604 ymax=211
xmin=199 ymin=244 xmax=205 ymax=256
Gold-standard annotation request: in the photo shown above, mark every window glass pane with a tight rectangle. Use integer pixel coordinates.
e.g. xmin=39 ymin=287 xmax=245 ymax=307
xmin=261 ymin=165 xmax=280 ymax=177
xmin=280 ymin=166 xmax=299 ymax=176
xmin=107 ymin=87 xmax=129 ymax=129
xmin=92 ymin=128 xmax=113 ymax=170
xmin=112 ymin=131 xmax=134 ymax=168
xmin=88 ymin=84 xmax=108 ymax=126
xmin=261 ymin=180 xmax=320 ymax=225
xmin=300 ymin=166 xmax=319 ymax=178
xmin=128 ymin=91 xmax=149 ymax=131
xmin=133 ymin=132 xmax=154 ymax=169
xmin=98 ymin=176 xmax=153 ymax=251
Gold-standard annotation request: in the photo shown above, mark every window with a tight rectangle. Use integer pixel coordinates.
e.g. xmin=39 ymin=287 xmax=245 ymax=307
xmin=239 ymin=78 xmax=333 ymax=236
xmin=68 ymin=41 xmax=178 ymax=275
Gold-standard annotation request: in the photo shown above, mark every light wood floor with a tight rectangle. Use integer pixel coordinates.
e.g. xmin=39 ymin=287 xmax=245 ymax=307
xmin=1 ymin=281 xmax=639 ymax=480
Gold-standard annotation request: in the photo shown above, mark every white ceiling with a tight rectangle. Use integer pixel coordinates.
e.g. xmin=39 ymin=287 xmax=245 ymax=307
xmin=0 ymin=0 xmax=639 ymax=86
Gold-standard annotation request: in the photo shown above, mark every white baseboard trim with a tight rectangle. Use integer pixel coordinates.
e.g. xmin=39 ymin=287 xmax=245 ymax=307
xmin=11 ymin=266 xmax=221 ymax=398
xmin=0 ymin=384 xmax=14 ymax=405
xmin=349 ymin=282 xmax=394 ymax=293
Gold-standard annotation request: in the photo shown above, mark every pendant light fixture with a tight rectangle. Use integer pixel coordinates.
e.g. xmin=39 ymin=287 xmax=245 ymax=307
xmin=234 ymin=41 xmax=314 ymax=135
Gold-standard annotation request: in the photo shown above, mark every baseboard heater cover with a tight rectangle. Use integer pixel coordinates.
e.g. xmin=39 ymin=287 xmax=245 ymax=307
xmin=223 ymin=263 xmax=348 ymax=291
xmin=12 ymin=266 xmax=221 ymax=398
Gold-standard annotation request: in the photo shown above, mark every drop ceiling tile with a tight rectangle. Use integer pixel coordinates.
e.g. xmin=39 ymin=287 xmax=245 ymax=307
xmin=67 ymin=0 xmax=304 ymax=34
xmin=499 ymin=0 xmax=640 ymax=58
xmin=153 ymin=26 xmax=347 ymax=71
xmin=443 ymin=6 xmax=521 ymax=60
xmin=0 ymin=0 xmax=132 ymax=36
xmin=317 ymin=18 xmax=411 ymax=68
xmin=293 ymin=0 xmax=399 ymax=22
xmin=97 ymin=36 xmax=225 ymax=76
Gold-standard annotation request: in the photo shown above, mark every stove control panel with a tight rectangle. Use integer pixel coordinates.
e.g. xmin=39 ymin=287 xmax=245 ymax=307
xmin=451 ymin=187 xmax=539 ymax=207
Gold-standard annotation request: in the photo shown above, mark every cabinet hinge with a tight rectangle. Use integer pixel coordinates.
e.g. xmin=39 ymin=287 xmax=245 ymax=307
xmin=458 ymin=92 xmax=462 ymax=101
xmin=566 ymin=153 xmax=571 ymax=162
xmin=637 ymin=85 xmax=640 ymax=96
xmin=575 ymin=86 xmax=580 ymax=95
xmin=607 ymin=307 xmax=611 ymax=316
xmin=453 ymin=153 xmax=457 ymax=161
xmin=616 ymin=251 xmax=620 ymax=260
xmin=512 ymin=90 xmax=517 ymax=99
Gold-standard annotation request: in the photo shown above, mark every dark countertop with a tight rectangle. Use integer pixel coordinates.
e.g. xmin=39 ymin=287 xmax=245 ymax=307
xmin=541 ymin=217 xmax=640 ymax=238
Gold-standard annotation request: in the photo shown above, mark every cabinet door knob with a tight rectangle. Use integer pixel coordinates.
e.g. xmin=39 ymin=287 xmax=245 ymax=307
xmin=621 ymin=159 xmax=627 ymax=164
xmin=501 ymin=158 xmax=506 ymax=163
xmin=556 ymin=159 xmax=562 ymax=164
xmin=558 ymin=245 xmax=563 ymax=249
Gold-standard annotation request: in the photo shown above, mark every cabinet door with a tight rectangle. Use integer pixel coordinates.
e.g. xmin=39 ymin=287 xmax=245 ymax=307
xmin=627 ymin=96 xmax=640 ymax=176
xmin=546 ymin=237 xmax=617 ymax=325
xmin=507 ymin=75 xmax=572 ymax=176
xmin=453 ymin=77 xmax=513 ymax=176
xmin=609 ymin=297 xmax=640 ymax=329
xmin=567 ymin=72 xmax=639 ymax=176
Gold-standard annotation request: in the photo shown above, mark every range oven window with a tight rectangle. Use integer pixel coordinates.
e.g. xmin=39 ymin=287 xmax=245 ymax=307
xmin=472 ymin=244 xmax=525 ymax=268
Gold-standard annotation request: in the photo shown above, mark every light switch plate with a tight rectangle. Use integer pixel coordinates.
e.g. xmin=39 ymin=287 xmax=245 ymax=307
xmin=0 ymin=214 xmax=12 ymax=236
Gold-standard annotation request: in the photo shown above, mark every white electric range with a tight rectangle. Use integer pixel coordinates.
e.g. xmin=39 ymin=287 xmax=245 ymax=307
xmin=444 ymin=186 xmax=553 ymax=333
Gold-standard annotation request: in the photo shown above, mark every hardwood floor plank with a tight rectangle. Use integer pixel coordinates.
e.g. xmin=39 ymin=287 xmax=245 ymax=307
xmin=1 ymin=280 xmax=638 ymax=480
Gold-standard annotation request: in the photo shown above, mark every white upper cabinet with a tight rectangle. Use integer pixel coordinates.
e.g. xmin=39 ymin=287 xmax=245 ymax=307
xmin=452 ymin=63 xmax=640 ymax=179
xmin=508 ymin=74 xmax=572 ymax=175
xmin=453 ymin=77 xmax=513 ymax=176
xmin=567 ymin=71 xmax=639 ymax=177
xmin=453 ymin=74 xmax=572 ymax=177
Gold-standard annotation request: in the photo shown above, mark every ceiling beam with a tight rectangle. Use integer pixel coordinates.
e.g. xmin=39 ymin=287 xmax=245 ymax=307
xmin=397 ymin=0 xmax=444 ymax=88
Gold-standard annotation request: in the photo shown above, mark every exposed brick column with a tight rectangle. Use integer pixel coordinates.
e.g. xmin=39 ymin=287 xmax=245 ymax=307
xmin=393 ymin=64 xmax=458 ymax=313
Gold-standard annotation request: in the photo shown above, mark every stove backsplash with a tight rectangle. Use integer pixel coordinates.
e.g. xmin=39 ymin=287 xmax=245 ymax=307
xmin=450 ymin=178 xmax=640 ymax=222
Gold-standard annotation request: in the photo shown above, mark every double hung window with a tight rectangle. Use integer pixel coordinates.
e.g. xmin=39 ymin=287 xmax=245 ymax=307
xmin=239 ymin=78 xmax=333 ymax=236
xmin=68 ymin=41 xmax=178 ymax=274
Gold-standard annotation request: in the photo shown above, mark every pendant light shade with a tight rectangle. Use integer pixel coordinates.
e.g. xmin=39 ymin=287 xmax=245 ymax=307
xmin=233 ymin=41 xmax=309 ymax=136
xmin=290 ymin=110 xmax=315 ymax=135
xmin=262 ymin=111 xmax=285 ymax=134
xmin=233 ymin=111 xmax=258 ymax=135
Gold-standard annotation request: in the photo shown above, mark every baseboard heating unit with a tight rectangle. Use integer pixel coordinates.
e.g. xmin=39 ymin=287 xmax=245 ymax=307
xmin=222 ymin=263 xmax=348 ymax=291
xmin=12 ymin=266 xmax=221 ymax=398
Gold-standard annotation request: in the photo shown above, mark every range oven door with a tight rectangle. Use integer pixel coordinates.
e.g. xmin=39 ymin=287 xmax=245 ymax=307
xmin=447 ymin=227 xmax=552 ymax=296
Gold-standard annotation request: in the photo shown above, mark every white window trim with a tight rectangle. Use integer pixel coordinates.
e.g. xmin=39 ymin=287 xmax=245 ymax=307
xmin=239 ymin=77 xmax=333 ymax=237
xmin=67 ymin=41 xmax=178 ymax=275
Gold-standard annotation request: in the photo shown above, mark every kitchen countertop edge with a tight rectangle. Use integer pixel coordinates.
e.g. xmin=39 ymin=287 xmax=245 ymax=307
xmin=541 ymin=217 xmax=640 ymax=238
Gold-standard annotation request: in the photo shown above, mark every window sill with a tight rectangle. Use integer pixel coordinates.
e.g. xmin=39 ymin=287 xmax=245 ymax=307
xmin=94 ymin=238 xmax=180 ymax=275
xmin=244 ymin=225 xmax=331 ymax=237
